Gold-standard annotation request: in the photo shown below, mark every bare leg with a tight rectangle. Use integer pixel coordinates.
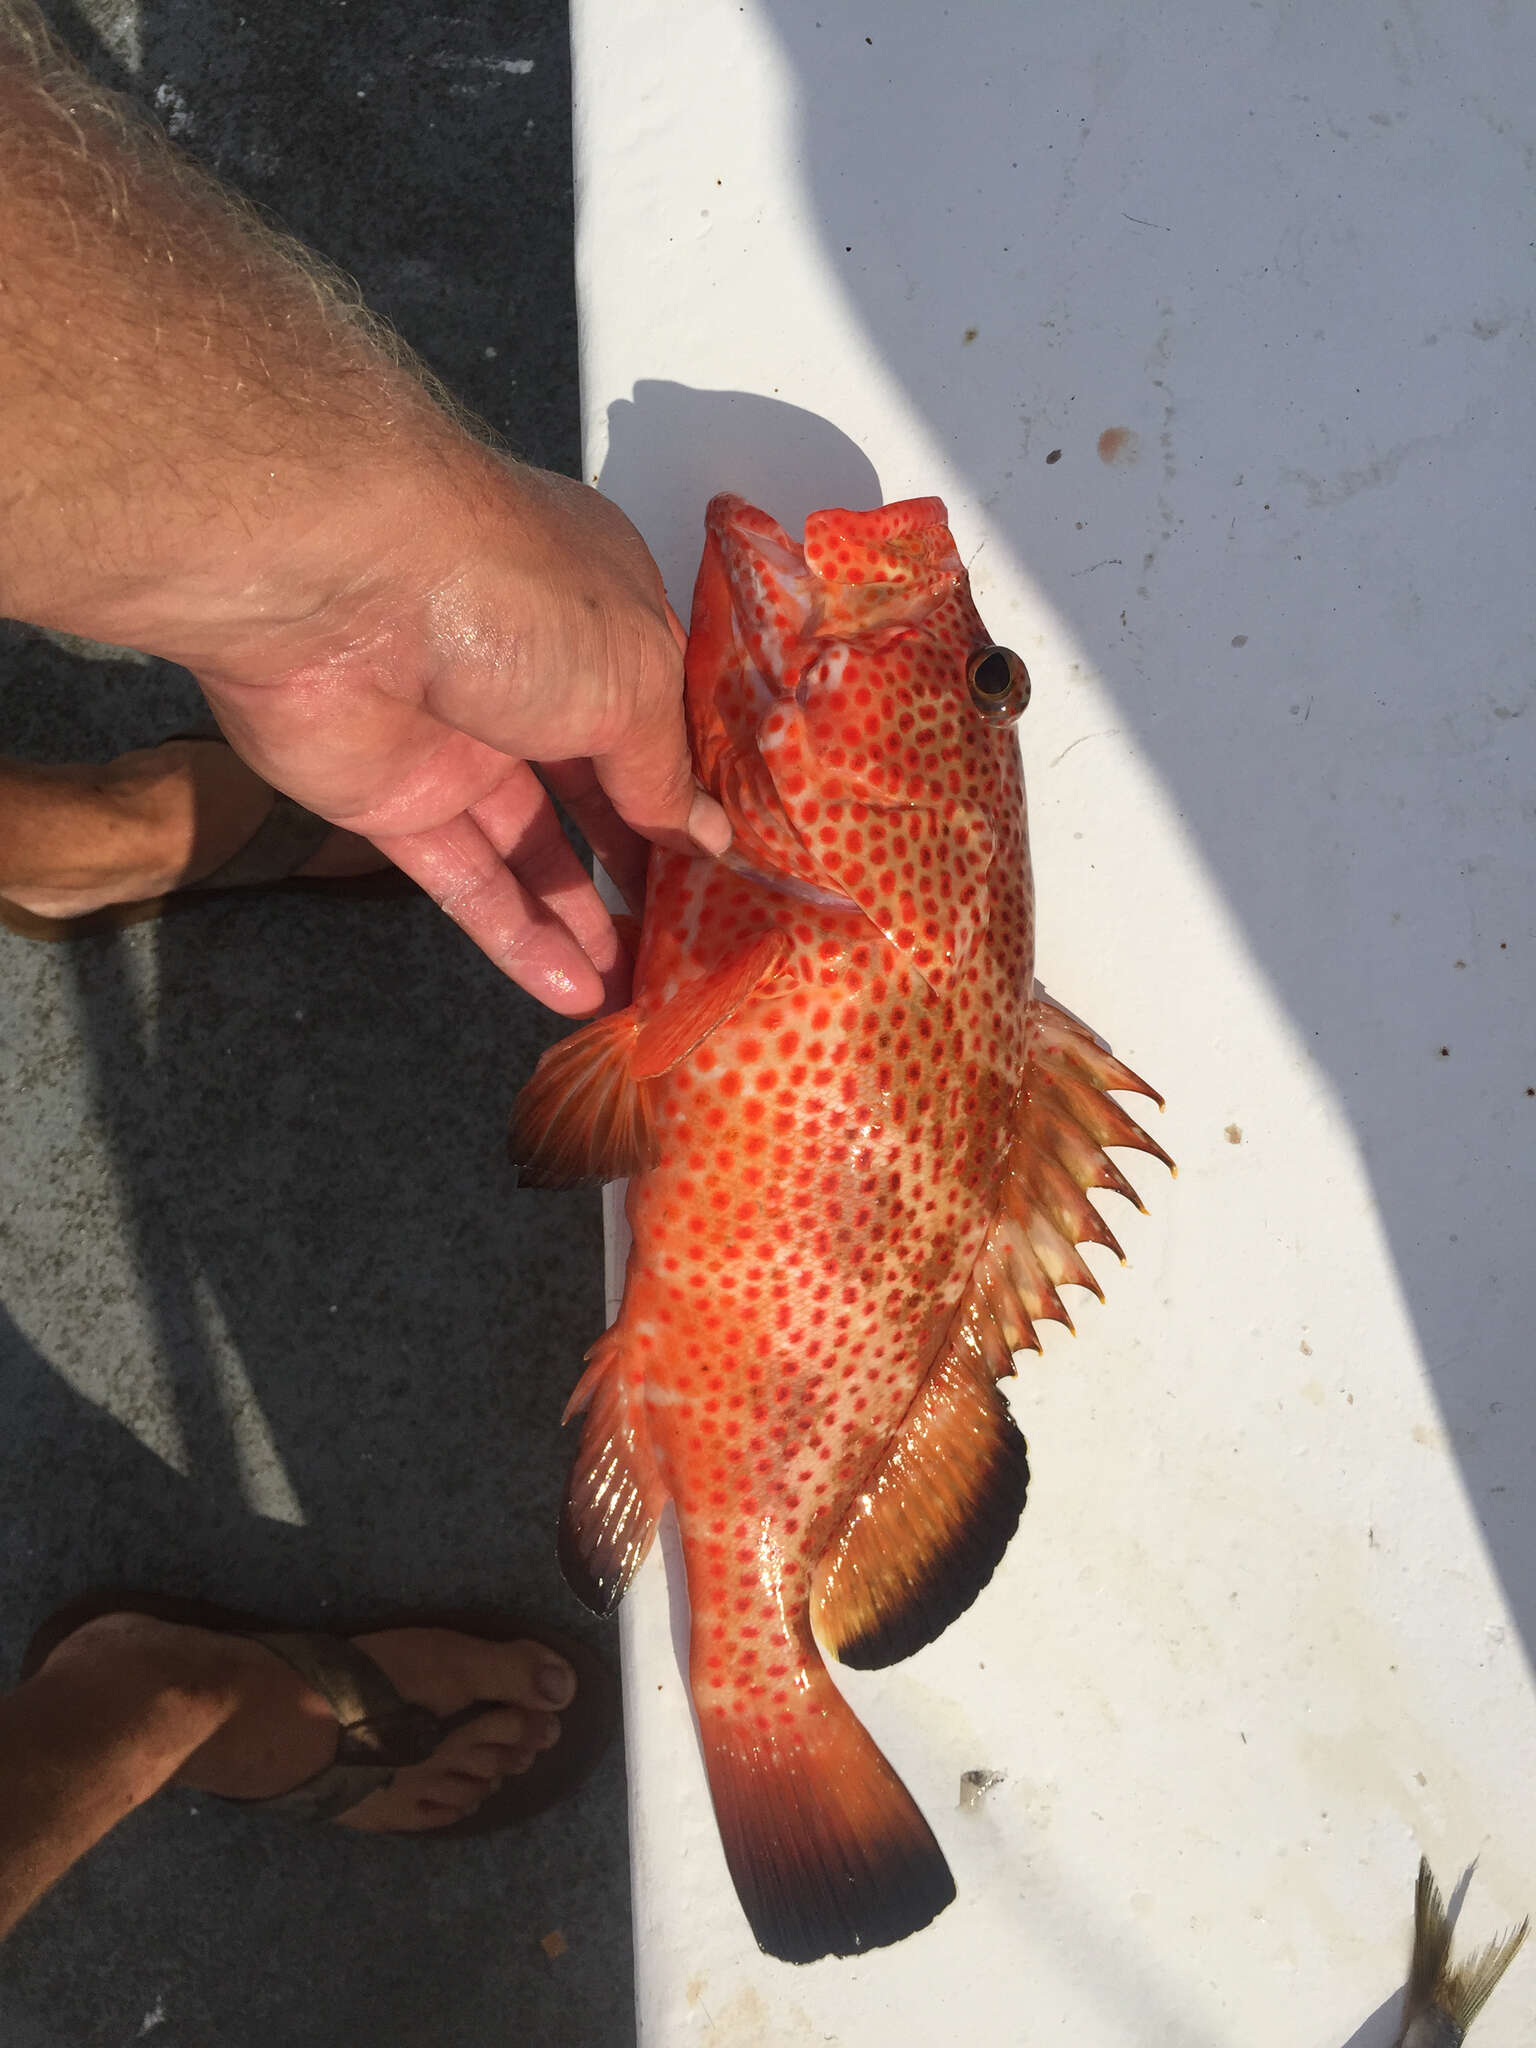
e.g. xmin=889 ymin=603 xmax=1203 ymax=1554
xmin=0 ymin=1611 xmax=574 ymax=1939
xmin=0 ymin=740 xmax=387 ymax=921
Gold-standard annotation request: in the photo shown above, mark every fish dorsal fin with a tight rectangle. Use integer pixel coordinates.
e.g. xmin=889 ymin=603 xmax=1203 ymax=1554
xmin=965 ymin=995 xmax=1172 ymax=1362
xmin=559 ymin=1330 xmax=669 ymax=1615
xmin=812 ymin=1337 xmax=1029 ymax=1670
xmin=509 ymin=930 xmax=794 ymax=1187
xmin=759 ymin=698 xmax=994 ymax=993
xmin=812 ymin=993 xmax=1169 ymax=1667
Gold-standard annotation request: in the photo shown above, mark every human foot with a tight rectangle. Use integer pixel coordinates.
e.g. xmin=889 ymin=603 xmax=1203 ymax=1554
xmin=33 ymin=1610 xmax=579 ymax=1833
xmin=0 ymin=738 xmax=388 ymax=921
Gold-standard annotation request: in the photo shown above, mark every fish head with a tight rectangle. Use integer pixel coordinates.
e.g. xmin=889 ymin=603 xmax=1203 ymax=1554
xmin=684 ymin=492 xmax=1032 ymax=993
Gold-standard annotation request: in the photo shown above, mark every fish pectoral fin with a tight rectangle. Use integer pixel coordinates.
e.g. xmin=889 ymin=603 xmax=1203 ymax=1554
xmin=960 ymin=994 xmax=1173 ymax=1357
xmin=509 ymin=1008 xmax=653 ymax=1189
xmin=812 ymin=1339 xmax=1029 ymax=1670
xmin=508 ymin=930 xmax=793 ymax=1188
xmin=630 ymin=929 xmax=794 ymax=1078
xmin=559 ymin=1331 xmax=668 ymax=1617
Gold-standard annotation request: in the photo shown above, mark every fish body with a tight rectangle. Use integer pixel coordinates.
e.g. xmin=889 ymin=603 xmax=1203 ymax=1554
xmin=1394 ymin=1858 xmax=1527 ymax=2047
xmin=513 ymin=494 xmax=1169 ymax=1962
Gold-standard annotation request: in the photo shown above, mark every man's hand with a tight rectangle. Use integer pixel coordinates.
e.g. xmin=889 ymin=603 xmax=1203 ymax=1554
xmin=0 ymin=18 xmax=727 ymax=1015
xmin=188 ymin=460 xmax=728 ymax=1016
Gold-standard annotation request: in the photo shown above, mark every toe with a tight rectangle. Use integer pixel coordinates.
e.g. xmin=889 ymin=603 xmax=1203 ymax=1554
xmin=457 ymin=1637 xmax=576 ymax=1712
xmin=328 ymin=1626 xmax=593 ymax=1834
xmin=349 ymin=1628 xmax=577 ymax=1720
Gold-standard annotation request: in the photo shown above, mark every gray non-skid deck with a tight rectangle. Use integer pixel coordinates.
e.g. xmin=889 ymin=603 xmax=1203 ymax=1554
xmin=1 ymin=5 xmax=633 ymax=2043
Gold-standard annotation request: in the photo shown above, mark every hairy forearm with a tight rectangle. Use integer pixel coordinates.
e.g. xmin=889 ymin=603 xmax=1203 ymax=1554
xmin=0 ymin=5 xmax=484 ymax=663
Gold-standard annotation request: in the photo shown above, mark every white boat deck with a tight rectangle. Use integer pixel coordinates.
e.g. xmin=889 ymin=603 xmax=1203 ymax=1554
xmin=571 ymin=5 xmax=1536 ymax=2041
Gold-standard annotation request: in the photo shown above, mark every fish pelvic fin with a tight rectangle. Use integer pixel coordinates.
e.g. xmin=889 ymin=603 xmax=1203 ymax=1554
xmin=509 ymin=930 xmax=794 ymax=1188
xmin=558 ymin=1331 xmax=668 ymax=1616
xmin=812 ymin=1335 xmax=1028 ymax=1670
xmin=696 ymin=1645 xmax=953 ymax=1963
xmin=1405 ymin=1857 xmax=1528 ymax=2038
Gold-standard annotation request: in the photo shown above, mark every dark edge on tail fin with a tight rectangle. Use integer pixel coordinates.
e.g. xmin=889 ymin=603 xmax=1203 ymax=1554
xmin=704 ymin=1718 xmax=955 ymax=1963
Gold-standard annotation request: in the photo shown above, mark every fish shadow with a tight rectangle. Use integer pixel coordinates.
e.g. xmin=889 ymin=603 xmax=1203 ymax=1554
xmin=1337 ymin=1859 xmax=1478 ymax=2047
xmin=1336 ymin=1990 xmax=1406 ymax=2048
xmin=596 ymin=379 xmax=883 ymax=598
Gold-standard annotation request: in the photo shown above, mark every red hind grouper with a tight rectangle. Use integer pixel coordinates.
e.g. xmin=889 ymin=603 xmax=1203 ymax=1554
xmin=512 ymin=494 xmax=1170 ymax=1964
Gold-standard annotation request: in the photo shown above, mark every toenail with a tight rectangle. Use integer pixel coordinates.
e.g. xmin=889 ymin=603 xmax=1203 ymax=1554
xmin=536 ymin=1658 xmax=575 ymax=1707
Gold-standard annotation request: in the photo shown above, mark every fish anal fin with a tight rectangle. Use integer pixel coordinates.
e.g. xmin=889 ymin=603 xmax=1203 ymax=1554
xmin=558 ymin=1331 xmax=668 ymax=1617
xmin=510 ymin=930 xmax=794 ymax=1187
xmin=813 ymin=1341 xmax=1029 ymax=1670
xmin=696 ymin=1646 xmax=954 ymax=1960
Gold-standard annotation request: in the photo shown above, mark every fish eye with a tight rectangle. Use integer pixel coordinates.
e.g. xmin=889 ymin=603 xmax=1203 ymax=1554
xmin=965 ymin=644 xmax=1031 ymax=723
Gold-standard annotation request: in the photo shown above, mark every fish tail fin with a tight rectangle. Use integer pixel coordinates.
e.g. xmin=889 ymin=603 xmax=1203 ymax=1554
xmin=1407 ymin=1857 xmax=1456 ymax=2016
xmin=697 ymin=1657 xmax=954 ymax=1964
xmin=1442 ymin=1925 xmax=1530 ymax=2032
xmin=1405 ymin=1857 xmax=1528 ymax=2035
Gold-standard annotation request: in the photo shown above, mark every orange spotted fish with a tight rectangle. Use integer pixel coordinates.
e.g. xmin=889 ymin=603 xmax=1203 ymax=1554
xmin=512 ymin=494 xmax=1170 ymax=1963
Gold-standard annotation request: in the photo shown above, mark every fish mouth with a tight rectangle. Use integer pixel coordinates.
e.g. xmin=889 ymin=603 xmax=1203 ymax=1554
xmin=704 ymin=490 xmax=963 ymax=690
xmin=704 ymin=494 xmax=818 ymax=704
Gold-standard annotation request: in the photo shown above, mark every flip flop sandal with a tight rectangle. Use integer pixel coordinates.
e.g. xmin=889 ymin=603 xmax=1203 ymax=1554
xmin=21 ymin=1589 xmax=618 ymax=1839
xmin=0 ymin=735 xmax=419 ymax=942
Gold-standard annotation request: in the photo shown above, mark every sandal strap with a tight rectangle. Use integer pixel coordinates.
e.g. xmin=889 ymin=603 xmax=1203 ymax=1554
xmin=217 ymin=1630 xmax=448 ymax=1824
xmin=188 ymin=795 xmax=335 ymax=894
